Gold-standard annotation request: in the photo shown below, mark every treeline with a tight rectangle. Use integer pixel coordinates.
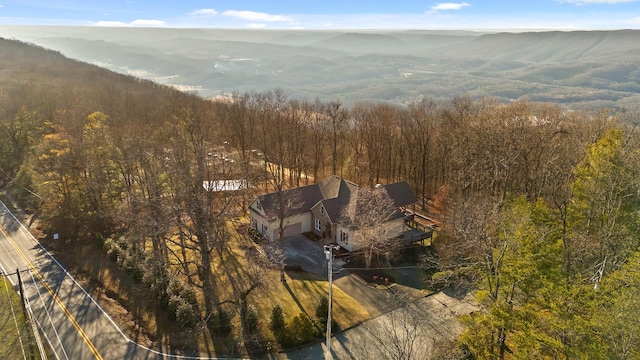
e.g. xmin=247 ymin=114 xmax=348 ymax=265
xmin=1 ymin=39 xmax=236 ymax=335
xmin=2 ymin=38 xmax=639 ymax=357
xmin=430 ymin=125 xmax=640 ymax=358
xmin=220 ymin=92 xmax=605 ymax=204
xmin=214 ymin=91 xmax=640 ymax=357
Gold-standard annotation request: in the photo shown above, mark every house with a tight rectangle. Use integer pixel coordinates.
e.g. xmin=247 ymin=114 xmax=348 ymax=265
xmin=248 ymin=176 xmax=430 ymax=252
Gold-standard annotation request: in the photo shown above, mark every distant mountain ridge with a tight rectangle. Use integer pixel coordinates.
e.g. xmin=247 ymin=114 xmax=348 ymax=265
xmin=450 ymin=30 xmax=640 ymax=63
xmin=2 ymin=26 xmax=639 ymax=109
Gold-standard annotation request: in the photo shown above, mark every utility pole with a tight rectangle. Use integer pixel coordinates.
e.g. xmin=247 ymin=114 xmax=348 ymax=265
xmin=324 ymin=244 xmax=340 ymax=360
xmin=16 ymin=268 xmax=27 ymax=318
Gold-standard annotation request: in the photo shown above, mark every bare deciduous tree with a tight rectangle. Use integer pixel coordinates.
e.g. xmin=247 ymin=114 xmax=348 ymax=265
xmin=348 ymin=291 xmax=467 ymax=360
xmin=342 ymin=186 xmax=401 ymax=269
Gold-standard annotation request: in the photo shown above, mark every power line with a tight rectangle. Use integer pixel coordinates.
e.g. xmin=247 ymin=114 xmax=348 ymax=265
xmin=2 ymin=270 xmax=28 ymax=360
xmin=0 ymin=166 xmax=44 ymax=200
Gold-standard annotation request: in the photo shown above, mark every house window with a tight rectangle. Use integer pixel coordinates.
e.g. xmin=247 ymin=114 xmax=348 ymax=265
xmin=257 ymin=202 xmax=262 ymax=211
xmin=341 ymin=231 xmax=349 ymax=245
xmin=315 ymin=218 xmax=322 ymax=231
xmin=320 ymin=205 xmax=325 ymax=214
xmin=262 ymin=224 xmax=269 ymax=236
xmin=251 ymin=218 xmax=257 ymax=230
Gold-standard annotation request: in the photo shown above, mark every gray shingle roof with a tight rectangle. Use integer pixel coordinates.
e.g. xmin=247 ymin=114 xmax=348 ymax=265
xmin=383 ymin=181 xmax=417 ymax=208
xmin=253 ymin=176 xmax=416 ymax=222
xmin=256 ymin=183 xmax=324 ymax=217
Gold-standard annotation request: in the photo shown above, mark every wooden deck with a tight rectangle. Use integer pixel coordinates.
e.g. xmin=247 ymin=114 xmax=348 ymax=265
xmin=402 ymin=210 xmax=434 ymax=245
xmin=403 ymin=209 xmax=437 ymax=228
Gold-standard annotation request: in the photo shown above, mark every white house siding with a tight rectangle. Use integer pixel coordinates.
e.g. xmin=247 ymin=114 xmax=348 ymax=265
xmin=251 ymin=212 xmax=312 ymax=242
xmin=250 ymin=213 xmax=272 ymax=239
xmin=249 ymin=200 xmax=269 ymax=236
xmin=337 ymin=217 xmax=406 ymax=252
xmin=335 ymin=224 xmax=355 ymax=252
xmin=283 ymin=212 xmax=312 ymax=235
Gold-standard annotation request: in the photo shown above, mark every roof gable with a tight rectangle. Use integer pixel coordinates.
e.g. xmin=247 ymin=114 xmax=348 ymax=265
xmin=383 ymin=181 xmax=417 ymax=208
xmin=318 ymin=175 xmax=358 ymax=202
xmin=251 ymin=176 xmax=416 ymax=222
xmin=255 ymin=183 xmax=324 ymax=217
xmin=318 ymin=175 xmax=342 ymax=198
xmin=316 ymin=198 xmax=343 ymax=223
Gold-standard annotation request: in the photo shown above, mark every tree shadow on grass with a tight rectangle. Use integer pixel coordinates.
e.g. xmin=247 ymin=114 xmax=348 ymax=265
xmin=152 ymin=304 xmax=208 ymax=359
xmin=282 ymin=277 xmax=308 ymax=317
xmin=282 ymin=272 xmax=323 ymax=335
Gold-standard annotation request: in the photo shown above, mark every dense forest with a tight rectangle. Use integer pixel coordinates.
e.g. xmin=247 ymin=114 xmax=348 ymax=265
xmin=1 ymin=38 xmax=639 ymax=358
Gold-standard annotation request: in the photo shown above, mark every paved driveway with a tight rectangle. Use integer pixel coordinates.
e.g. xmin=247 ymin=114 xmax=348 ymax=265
xmin=332 ymin=273 xmax=395 ymax=317
xmin=284 ymin=235 xmax=344 ymax=276
xmin=281 ymin=291 xmax=480 ymax=359
xmin=284 ymin=235 xmax=413 ymax=318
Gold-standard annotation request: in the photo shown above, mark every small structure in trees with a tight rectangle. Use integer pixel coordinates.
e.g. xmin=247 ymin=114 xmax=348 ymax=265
xmin=202 ymin=179 xmax=249 ymax=192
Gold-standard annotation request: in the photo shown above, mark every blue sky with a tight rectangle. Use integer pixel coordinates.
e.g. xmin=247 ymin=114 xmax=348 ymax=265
xmin=0 ymin=1 xmax=639 ymax=29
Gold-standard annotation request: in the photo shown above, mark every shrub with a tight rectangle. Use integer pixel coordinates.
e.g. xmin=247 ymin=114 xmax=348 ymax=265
xmin=103 ymin=235 xmax=144 ymax=282
xmin=430 ymin=270 xmax=452 ymax=290
xmin=285 ymin=313 xmax=317 ymax=345
xmin=315 ymin=295 xmax=329 ymax=320
xmin=428 ymin=267 xmax=475 ymax=291
xmin=211 ymin=308 xmax=232 ymax=336
xmin=166 ymin=278 xmax=199 ymax=329
xmin=270 ymin=304 xmax=286 ymax=339
xmin=315 ymin=295 xmax=340 ymax=334
xmin=103 ymin=235 xmax=122 ymax=262
xmin=244 ymin=304 xmax=259 ymax=335
xmin=142 ymin=257 xmax=169 ymax=301
xmin=171 ymin=296 xmax=199 ymax=329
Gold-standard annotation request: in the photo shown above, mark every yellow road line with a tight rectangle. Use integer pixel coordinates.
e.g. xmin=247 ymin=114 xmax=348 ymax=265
xmin=0 ymin=225 xmax=103 ymax=360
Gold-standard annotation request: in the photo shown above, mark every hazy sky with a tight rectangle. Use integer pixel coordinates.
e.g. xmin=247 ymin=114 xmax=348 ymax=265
xmin=1 ymin=0 xmax=639 ymax=29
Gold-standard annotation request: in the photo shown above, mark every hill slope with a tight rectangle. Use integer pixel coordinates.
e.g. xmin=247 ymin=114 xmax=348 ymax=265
xmin=2 ymin=26 xmax=640 ymax=109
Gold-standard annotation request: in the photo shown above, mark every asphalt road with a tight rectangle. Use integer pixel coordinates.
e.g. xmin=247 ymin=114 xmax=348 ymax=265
xmin=281 ymin=291 xmax=480 ymax=360
xmin=0 ymin=201 xmax=233 ymax=360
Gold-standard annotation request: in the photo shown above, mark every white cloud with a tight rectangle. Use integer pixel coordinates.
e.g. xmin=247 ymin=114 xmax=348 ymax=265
xmin=131 ymin=19 xmax=166 ymax=26
xmin=558 ymin=0 xmax=638 ymax=4
xmin=430 ymin=2 xmax=471 ymax=11
xmin=222 ymin=10 xmax=293 ymax=22
xmin=92 ymin=21 xmax=129 ymax=27
xmin=246 ymin=23 xmax=267 ymax=29
xmin=92 ymin=19 xmax=166 ymax=27
xmin=189 ymin=8 xmax=218 ymax=16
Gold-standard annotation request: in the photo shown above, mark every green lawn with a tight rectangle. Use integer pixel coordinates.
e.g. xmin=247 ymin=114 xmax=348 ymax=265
xmin=0 ymin=275 xmax=42 ymax=359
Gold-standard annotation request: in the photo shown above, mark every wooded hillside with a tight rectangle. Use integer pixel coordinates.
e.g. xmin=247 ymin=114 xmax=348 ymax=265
xmin=1 ymin=38 xmax=639 ymax=358
xmin=3 ymin=27 xmax=640 ymax=109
